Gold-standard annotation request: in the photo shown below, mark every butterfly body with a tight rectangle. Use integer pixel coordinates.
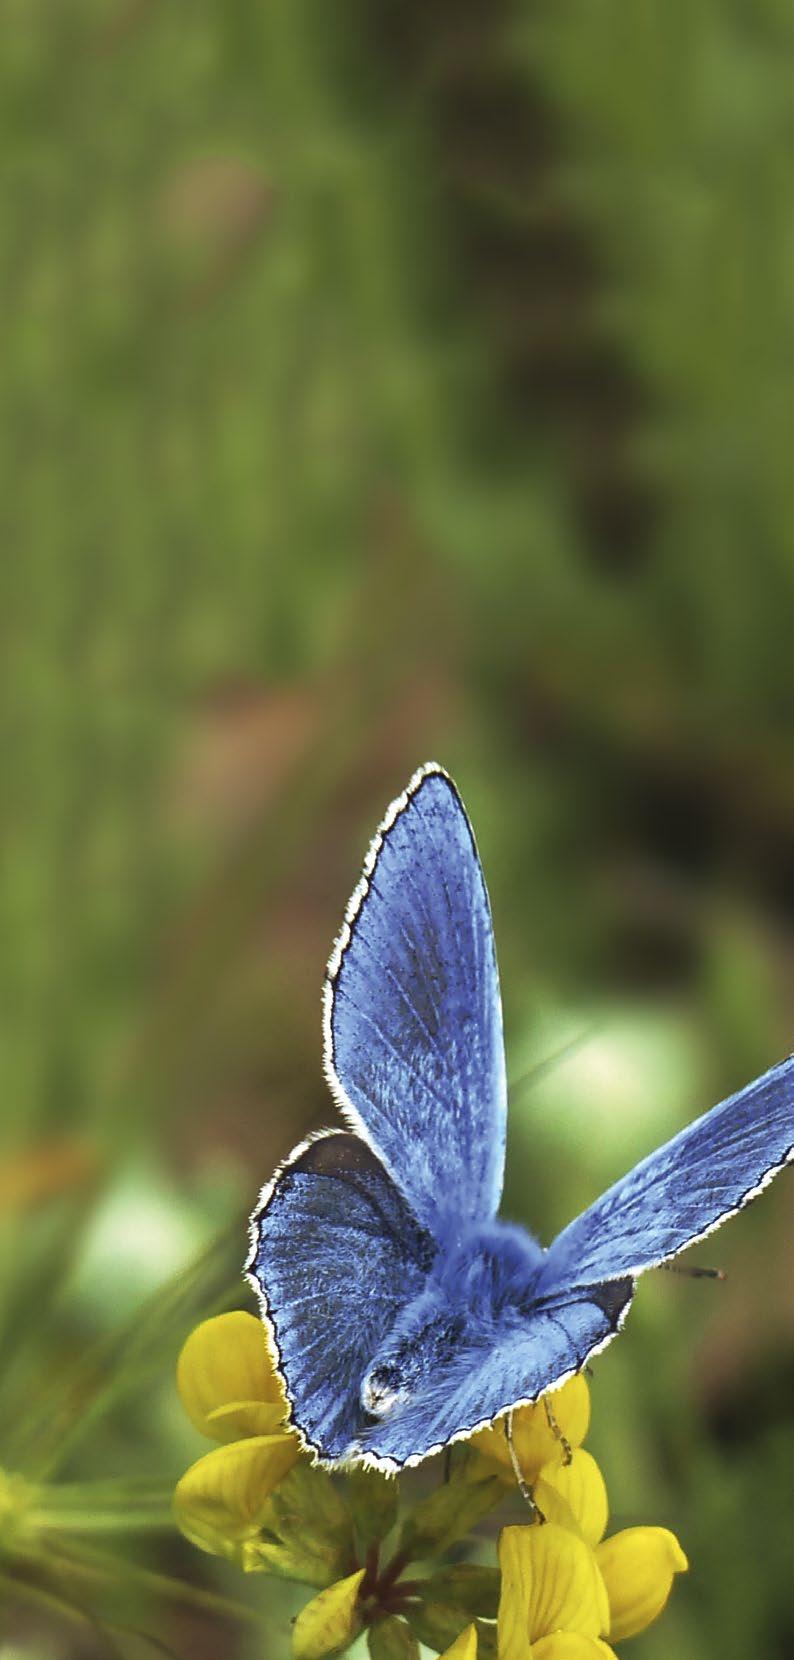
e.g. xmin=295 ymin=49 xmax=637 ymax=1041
xmin=247 ymin=764 xmax=793 ymax=1470
xmin=361 ymin=1219 xmax=546 ymax=1414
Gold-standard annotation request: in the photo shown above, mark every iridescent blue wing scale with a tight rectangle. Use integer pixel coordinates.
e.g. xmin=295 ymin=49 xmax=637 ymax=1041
xmin=246 ymin=1132 xmax=436 ymax=1461
xmin=322 ymin=764 xmax=507 ymax=1237
xmin=539 ymin=1054 xmax=794 ymax=1298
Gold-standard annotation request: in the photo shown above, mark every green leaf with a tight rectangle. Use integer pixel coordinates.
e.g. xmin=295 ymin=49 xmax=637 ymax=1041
xmin=247 ymin=1536 xmax=340 ymax=1589
xmin=405 ymin=1602 xmax=497 ymax=1660
xmin=368 ymin=1614 xmax=421 ymax=1660
xmin=346 ymin=1467 xmax=399 ymax=1551
xmin=473 ymin=1621 xmax=496 ymax=1660
xmin=397 ymin=1470 xmax=505 ymax=1562
xmin=422 ymin=1565 xmax=500 ymax=1620
xmin=404 ymin=1603 xmax=460 ymax=1653
xmin=293 ymin=1567 xmax=366 ymax=1659
xmin=439 ymin=1631 xmax=480 ymax=1660
xmin=255 ymin=1463 xmax=356 ymax=1587
xmin=403 ymin=1603 xmax=469 ymax=1654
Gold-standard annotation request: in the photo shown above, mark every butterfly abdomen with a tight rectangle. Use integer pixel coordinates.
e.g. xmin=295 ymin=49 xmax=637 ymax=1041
xmin=360 ymin=1290 xmax=468 ymax=1419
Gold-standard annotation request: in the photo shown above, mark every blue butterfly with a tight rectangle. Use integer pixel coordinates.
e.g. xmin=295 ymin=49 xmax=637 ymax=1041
xmin=246 ymin=764 xmax=794 ymax=1470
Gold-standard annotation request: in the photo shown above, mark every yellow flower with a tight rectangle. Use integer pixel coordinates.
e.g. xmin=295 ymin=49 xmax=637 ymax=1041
xmin=173 ymin=1315 xmax=687 ymax=1659
xmin=472 ymin=1378 xmax=590 ymax=1485
xmin=174 ymin=1312 xmax=299 ymax=1558
xmin=497 ymin=1521 xmax=611 ymax=1659
xmin=532 ymin=1449 xmax=688 ymax=1645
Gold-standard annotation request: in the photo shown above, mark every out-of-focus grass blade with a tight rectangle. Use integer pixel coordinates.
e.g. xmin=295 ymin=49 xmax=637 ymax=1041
xmin=48 ymin=1536 xmax=270 ymax=1628
xmin=507 ymin=1023 xmax=604 ymax=1104
xmin=6 ymin=1217 xmax=242 ymax=1477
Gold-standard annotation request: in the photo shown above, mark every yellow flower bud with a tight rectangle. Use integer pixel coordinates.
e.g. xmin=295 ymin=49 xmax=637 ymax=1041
xmin=292 ymin=1567 xmax=366 ymax=1659
xmin=439 ymin=1626 xmax=478 ymax=1660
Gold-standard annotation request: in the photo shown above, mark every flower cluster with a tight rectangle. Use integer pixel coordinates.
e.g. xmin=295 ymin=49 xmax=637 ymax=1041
xmin=472 ymin=1381 xmax=688 ymax=1656
xmin=175 ymin=1313 xmax=687 ymax=1658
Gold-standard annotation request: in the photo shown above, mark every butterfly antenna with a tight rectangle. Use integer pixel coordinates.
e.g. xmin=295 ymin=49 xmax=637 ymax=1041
xmin=660 ymin=1263 xmax=726 ymax=1280
xmin=505 ymin=1412 xmax=545 ymax=1523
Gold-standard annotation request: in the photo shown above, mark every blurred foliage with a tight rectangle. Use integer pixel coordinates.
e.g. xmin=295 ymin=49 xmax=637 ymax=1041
xmin=0 ymin=0 xmax=792 ymax=1656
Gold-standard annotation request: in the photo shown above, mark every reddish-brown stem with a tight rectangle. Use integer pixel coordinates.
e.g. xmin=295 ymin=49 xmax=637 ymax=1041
xmin=377 ymin=1579 xmax=423 ymax=1615
xmin=359 ymin=1544 xmax=381 ymax=1600
xmin=378 ymin=1548 xmax=410 ymax=1593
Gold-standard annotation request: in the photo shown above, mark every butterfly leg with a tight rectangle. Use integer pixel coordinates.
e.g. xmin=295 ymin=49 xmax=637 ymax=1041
xmin=543 ymin=1395 xmax=573 ymax=1466
xmin=505 ymin=1412 xmax=545 ymax=1522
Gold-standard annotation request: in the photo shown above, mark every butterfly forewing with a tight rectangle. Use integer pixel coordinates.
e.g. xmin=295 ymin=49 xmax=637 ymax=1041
xmin=539 ymin=1054 xmax=794 ymax=1296
xmin=324 ymin=765 xmax=507 ymax=1238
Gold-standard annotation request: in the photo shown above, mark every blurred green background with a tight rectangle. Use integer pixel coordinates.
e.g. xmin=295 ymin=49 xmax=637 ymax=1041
xmin=1 ymin=1 xmax=792 ymax=1656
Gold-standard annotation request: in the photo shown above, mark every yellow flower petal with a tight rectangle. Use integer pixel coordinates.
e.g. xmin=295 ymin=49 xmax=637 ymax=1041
xmin=205 ymin=1398 xmax=285 ymax=1433
xmin=533 ymin=1638 xmax=616 ymax=1660
xmin=596 ymin=1526 xmax=688 ymax=1641
xmin=474 ymin=1378 xmax=590 ymax=1483
xmin=174 ymin=1433 xmax=298 ymax=1555
xmin=535 ymin=1452 xmax=608 ymax=1548
xmin=292 ymin=1567 xmax=366 ymax=1660
xmin=498 ymin=1526 xmax=534 ymax=1660
xmin=177 ymin=1311 xmax=288 ymax=1441
xmin=529 ymin=1522 xmax=609 ymax=1640
xmin=439 ymin=1625 xmax=478 ymax=1660
xmin=498 ymin=1523 xmax=608 ymax=1650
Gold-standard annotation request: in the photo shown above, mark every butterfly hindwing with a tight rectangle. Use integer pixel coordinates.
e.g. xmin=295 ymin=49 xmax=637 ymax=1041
xmin=356 ymin=1278 xmax=634 ymax=1467
xmin=324 ymin=765 xmax=507 ymax=1238
xmin=246 ymin=1131 xmax=435 ymax=1461
xmin=539 ymin=1054 xmax=794 ymax=1297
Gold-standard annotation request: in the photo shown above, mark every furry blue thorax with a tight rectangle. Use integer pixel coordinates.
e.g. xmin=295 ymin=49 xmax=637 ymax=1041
xmin=433 ymin=1218 xmax=545 ymax=1310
